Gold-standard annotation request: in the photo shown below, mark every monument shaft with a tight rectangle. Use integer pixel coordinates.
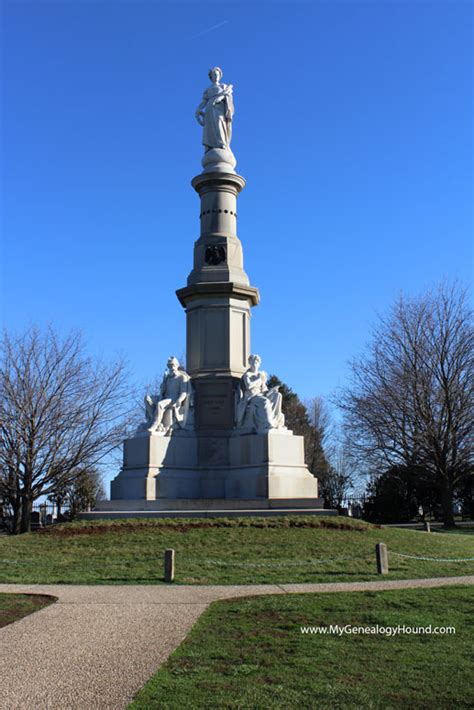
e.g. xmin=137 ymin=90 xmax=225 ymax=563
xmin=177 ymin=172 xmax=259 ymax=430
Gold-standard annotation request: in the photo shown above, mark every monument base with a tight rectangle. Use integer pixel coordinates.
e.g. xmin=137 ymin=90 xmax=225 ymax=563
xmin=80 ymin=501 xmax=333 ymax=520
xmin=94 ymin=498 xmax=325 ymax=511
xmin=110 ymin=429 xmax=319 ymax=502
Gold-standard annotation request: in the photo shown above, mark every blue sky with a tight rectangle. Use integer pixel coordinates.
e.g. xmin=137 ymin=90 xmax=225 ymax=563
xmin=2 ymin=0 xmax=473 ymax=407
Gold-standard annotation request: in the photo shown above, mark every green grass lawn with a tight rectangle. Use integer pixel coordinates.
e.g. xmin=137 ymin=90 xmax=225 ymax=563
xmin=0 ymin=517 xmax=473 ymax=585
xmin=129 ymin=586 xmax=474 ymax=709
xmin=0 ymin=593 xmax=56 ymax=628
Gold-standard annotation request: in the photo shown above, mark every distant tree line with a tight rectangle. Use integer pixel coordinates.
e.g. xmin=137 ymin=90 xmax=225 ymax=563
xmin=361 ymin=464 xmax=473 ymax=524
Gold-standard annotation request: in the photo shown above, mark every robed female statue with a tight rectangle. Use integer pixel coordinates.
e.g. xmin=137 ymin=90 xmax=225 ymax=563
xmin=195 ymin=66 xmax=234 ymax=151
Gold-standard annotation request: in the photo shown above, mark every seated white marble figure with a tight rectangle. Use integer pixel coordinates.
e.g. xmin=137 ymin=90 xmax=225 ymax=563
xmin=143 ymin=357 xmax=192 ymax=436
xmin=236 ymin=354 xmax=285 ymax=433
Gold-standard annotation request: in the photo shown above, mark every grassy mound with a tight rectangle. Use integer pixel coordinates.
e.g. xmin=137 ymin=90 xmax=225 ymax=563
xmin=129 ymin=586 xmax=474 ymax=709
xmin=0 ymin=516 xmax=473 ymax=585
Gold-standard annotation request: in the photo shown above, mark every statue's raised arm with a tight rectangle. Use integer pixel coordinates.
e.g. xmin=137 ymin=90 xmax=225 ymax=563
xmin=196 ymin=67 xmax=236 ymax=174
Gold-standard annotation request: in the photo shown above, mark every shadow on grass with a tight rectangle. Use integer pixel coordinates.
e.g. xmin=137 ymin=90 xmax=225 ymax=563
xmin=0 ymin=593 xmax=57 ymax=628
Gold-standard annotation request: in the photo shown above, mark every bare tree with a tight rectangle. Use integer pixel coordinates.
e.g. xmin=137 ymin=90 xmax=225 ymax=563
xmin=306 ymin=398 xmax=354 ymax=509
xmin=326 ymin=444 xmax=355 ymax=510
xmin=305 ymin=396 xmax=335 ymax=466
xmin=0 ymin=326 xmax=131 ymax=533
xmin=337 ymin=283 xmax=474 ymax=526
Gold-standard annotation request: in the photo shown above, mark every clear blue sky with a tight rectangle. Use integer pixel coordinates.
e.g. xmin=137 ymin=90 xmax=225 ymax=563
xmin=2 ymin=0 xmax=473 ymax=405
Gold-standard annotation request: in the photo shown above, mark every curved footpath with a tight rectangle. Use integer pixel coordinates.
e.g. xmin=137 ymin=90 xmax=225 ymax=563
xmin=1 ymin=576 xmax=473 ymax=710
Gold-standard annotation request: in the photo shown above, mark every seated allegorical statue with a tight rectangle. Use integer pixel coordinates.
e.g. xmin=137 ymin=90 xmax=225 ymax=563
xmin=236 ymin=354 xmax=285 ymax=433
xmin=142 ymin=356 xmax=192 ymax=436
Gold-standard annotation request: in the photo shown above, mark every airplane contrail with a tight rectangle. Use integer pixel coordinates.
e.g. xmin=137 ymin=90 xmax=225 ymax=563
xmin=193 ymin=20 xmax=229 ymax=38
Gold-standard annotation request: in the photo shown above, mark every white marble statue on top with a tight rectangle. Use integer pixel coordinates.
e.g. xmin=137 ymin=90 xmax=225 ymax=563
xmin=143 ymin=357 xmax=192 ymax=436
xmin=236 ymin=354 xmax=286 ymax=433
xmin=195 ymin=66 xmax=236 ymax=173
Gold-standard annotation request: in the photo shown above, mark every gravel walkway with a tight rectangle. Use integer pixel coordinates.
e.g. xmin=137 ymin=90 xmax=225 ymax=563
xmin=1 ymin=575 xmax=473 ymax=710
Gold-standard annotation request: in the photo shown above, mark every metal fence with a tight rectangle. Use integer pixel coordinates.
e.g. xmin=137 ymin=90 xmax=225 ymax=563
xmin=0 ymin=502 xmax=65 ymax=533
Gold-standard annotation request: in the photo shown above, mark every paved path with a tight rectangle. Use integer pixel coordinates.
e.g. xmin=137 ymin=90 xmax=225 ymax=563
xmin=1 ymin=576 xmax=473 ymax=710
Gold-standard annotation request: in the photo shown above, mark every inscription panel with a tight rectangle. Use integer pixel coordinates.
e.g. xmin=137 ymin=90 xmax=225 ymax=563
xmin=194 ymin=379 xmax=235 ymax=430
xmin=203 ymin=308 xmax=227 ymax=367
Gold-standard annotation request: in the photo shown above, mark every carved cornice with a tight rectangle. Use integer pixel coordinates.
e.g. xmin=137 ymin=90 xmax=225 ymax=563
xmin=176 ymin=281 xmax=260 ymax=308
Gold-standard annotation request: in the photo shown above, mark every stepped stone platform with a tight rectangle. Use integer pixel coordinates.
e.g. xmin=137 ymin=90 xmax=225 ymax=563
xmin=80 ymin=498 xmax=336 ymax=520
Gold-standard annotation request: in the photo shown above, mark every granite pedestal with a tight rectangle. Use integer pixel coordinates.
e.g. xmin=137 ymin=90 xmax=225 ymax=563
xmin=109 ymin=428 xmax=319 ymax=502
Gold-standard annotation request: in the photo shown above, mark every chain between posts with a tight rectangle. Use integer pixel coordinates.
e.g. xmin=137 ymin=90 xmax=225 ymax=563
xmin=179 ymin=548 xmax=474 ymax=574
xmin=2 ymin=548 xmax=473 ymax=581
xmin=390 ymin=552 xmax=474 ymax=563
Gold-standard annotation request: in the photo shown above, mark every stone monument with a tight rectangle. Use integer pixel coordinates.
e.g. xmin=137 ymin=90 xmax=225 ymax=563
xmin=105 ymin=68 xmax=322 ymax=511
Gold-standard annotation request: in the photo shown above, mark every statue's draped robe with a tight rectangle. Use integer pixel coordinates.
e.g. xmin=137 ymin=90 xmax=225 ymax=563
xmin=201 ymin=83 xmax=234 ymax=150
xmin=237 ymin=370 xmax=285 ymax=432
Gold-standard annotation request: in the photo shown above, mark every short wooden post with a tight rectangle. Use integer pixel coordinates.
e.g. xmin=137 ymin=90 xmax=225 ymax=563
xmin=164 ymin=548 xmax=175 ymax=583
xmin=375 ymin=543 xmax=389 ymax=575
xmin=424 ymin=521 xmax=431 ymax=533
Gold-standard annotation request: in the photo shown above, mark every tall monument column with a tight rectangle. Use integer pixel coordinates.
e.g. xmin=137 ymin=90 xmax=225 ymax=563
xmin=105 ymin=66 xmax=321 ymax=509
xmin=176 ymin=171 xmax=259 ymax=431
